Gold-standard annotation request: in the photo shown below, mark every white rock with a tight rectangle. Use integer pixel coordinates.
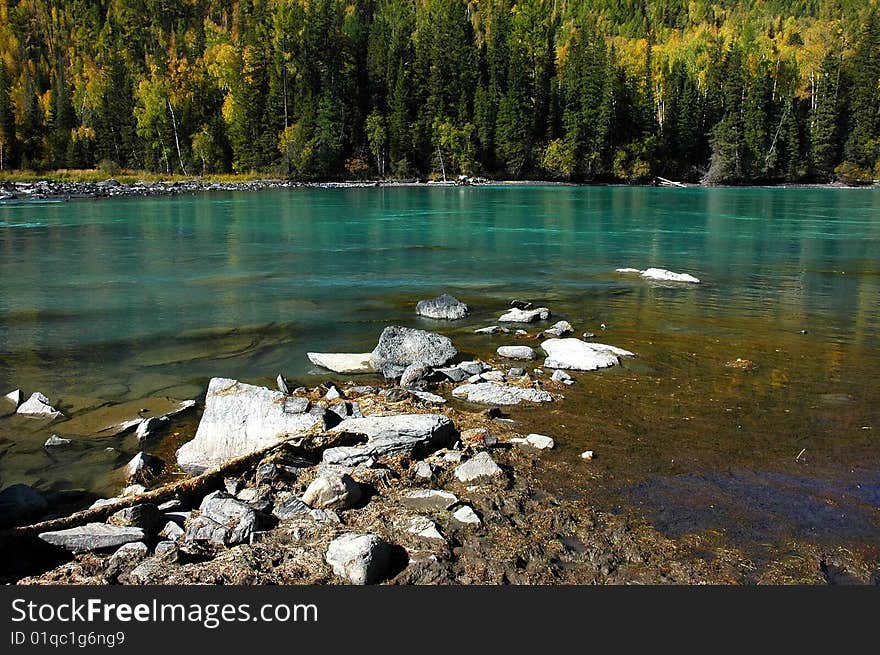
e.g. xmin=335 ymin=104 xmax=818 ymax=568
xmin=452 ymin=505 xmax=481 ymax=525
xmin=474 ymin=325 xmax=509 ymax=334
xmin=410 ymin=390 xmax=447 ymax=405
xmin=497 ymin=345 xmax=536 ymax=360
xmin=525 ymin=433 xmax=555 ymax=449
xmin=640 ymin=267 xmax=700 ymax=283
xmin=325 ymin=533 xmax=391 ymax=585
xmin=480 ymin=370 xmax=506 ymax=382
xmin=307 ymin=352 xmax=374 ymax=374
xmin=16 ymin=392 xmax=64 ymax=419
xmin=542 ymin=338 xmax=635 ymax=371
xmin=580 ymin=450 xmax=594 ymax=460
xmin=451 ymin=382 xmax=552 ymax=405
xmin=406 ymin=516 xmax=444 ymax=540
xmin=4 ymin=389 xmax=22 ymax=408
xmin=176 ymin=378 xmax=326 ymax=472
xmin=454 ymin=452 xmax=503 ymax=483
xmin=44 ymin=435 xmax=71 ymax=447
xmin=550 ymin=369 xmax=574 ymax=385
xmin=413 ymin=461 xmax=433 ymax=479
xmin=542 ymin=320 xmax=574 ymax=337
xmin=498 ymin=307 xmax=551 ymax=323
xmin=615 ymin=267 xmax=642 ymax=274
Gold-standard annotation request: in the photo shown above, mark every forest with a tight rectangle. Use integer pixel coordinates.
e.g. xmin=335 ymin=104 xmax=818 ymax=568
xmin=0 ymin=0 xmax=878 ymax=184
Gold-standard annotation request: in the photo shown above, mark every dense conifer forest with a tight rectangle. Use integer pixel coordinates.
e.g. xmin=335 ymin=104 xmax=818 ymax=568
xmin=0 ymin=0 xmax=878 ymax=183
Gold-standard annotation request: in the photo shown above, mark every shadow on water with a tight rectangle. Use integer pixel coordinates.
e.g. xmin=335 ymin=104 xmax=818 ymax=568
xmin=629 ymin=470 xmax=880 ymax=548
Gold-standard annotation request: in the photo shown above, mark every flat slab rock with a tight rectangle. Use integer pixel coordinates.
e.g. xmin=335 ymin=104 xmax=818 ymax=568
xmin=322 ymin=414 xmax=455 ymax=466
xmin=497 ymin=345 xmax=537 ymax=360
xmin=454 ymin=452 xmax=503 ymax=483
xmin=307 ymin=352 xmax=374 ymax=374
xmin=498 ymin=307 xmax=551 ymax=323
xmin=39 ymin=523 xmax=146 ymax=553
xmin=542 ymin=338 xmax=635 ymax=371
xmin=451 ymin=382 xmax=552 ymax=405
xmin=176 ymin=378 xmax=325 ymax=473
xmin=402 ymin=489 xmax=458 ymax=511
xmin=416 ymin=293 xmax=469 ymax=320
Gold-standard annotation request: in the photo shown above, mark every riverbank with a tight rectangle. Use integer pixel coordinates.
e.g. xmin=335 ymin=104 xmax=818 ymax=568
xmin=0 ymin=171 xmax=875 ymax=201
xmin=2 ymin=294 xmax=878 ymax=586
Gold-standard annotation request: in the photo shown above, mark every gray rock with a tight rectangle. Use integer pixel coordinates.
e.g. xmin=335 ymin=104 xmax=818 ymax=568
xmin=276 ymin=374 xmax=290 ymax=394
xmin=406 ymin=516 xmax=444 ymax=540
xmin=328 ymin=401 xmax=362 ymax=421
xmin=402 ymin=489 xmax=458 ymax=511
xmin=322 ymin=414 xmax=456 ymax=466
xmin=542 ymin=320 xmax=574 ymax=338
xmin=235 ymin=486 xmax=273 ymax=512
xmin=454 ymin=452 xmax=503 ymax=483
xmin=324 ymin=384 xmax=342 ymax=401
xmin=451 ymin=382 xmax=552 ymax=405
xmin=302 ymin=473 xmax=361 ymax=510
xmin=399 ymin=362 xmax=433 ymax=389
xmin=44 ymin=434 xmax=71 ymax=448
xmin=436 ymin=367 xmax=469 ymax=383
xmin=508 ymin=367 xmax=526 ymax=378
xmin=370 ymin=326 xmax=457 ymax=379
xmin=497 ymin=345 xmax=537 ymax=360
xmin=176 ymin=378 xmax=325 ymax=473
xmin=498 ymin=307 xmax=551 ymax=323
xmin=182 ymin=515 xmax=230 ymax=547
xmin=154 ymin=541 xmax=177 ymax=557
xmin=325 ymin=533 xmax=391 ymax=585
xmin=410 ymin=390 xmax=447 ymax=405
xmin=347 ymin=385 xmax=378 ymax=395
xmin=16 ymin=392 xmax=64 ymax=419
xmin=39 ymin=523 xmax=145 ymax=553
xmin=542 ymin=338 xmax=635 ymax=371
xmin=480 ymin=370 xmax=506 ymax=382
xmin=158 ymin=520 xmax=184 ymax=540
xmin=413 ymin=461 xmax=434 ymax=479
xmin=511 ymin=433 xmax=555 ymax=450
xmin=106 ymin=542 xmax=148 ymax=577
xmin=128 ymin=557 xmax=166 ymax=584
xmin=0 ymin=483 xmax=48 ymax=528
xmin=458 ymin=361 xmax=487 ymax=376
xmin=307 ymin=352 xmax=374 ymax=374
xmin=135 ymin=416 xmax=169 ymax=442
xmin=107 ymin=504 xmax=162 ymax=533
xmin=415 ymin=293 xmax=469 ymax=320
xmin=309 ymin=508 xmax=342 ymax=524
xmin=188 ymin=492 xmax=259 ymax=546
xmin=272 ymin=496 xmax=312 ymax=520
xmin=452 ymin=505 xmax=481 ymax=525
xmin=474 ymin=325 xmax=509 ymax=334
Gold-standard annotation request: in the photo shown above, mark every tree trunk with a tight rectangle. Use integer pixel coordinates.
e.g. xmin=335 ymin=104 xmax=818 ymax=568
xmin=168 ymin=99 xmax=187 ymax=175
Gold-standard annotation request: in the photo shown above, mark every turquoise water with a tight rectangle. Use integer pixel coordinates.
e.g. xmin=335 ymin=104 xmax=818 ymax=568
xmin=1 ymin=186 xmax=880 ymax=542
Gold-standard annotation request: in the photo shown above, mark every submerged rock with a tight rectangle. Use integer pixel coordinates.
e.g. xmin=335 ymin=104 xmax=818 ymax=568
xmin=39 ymin=523 xmax=145 ymax=553
xmin=454 ymin=452 xmax=503 ymax=483
xmin=370 ymin=326 xmax=457 ymax=379
xmin=497 ymin=345 xmax=536 ymax=360
xmin=451 ymin=382 xmax=552 ymax=405
xmin=541 ymin=338 xmax=635 ymax=371
xmin=176 ymin=378 xmax=326 ymax=473
xmin=498 ymin=307 xmax=550 ymax=323
xmin=325 ymin=533 xmax=391 ymax=585
xmin=16 ymin=392 xmax=64 ymax=419
xmin=416 ymin=293 xmax=469 ymax=320
xmin=307 ymin=352 xmax=374 ymax=374
xmin=0 ymin=483 xmax=48 ymax=528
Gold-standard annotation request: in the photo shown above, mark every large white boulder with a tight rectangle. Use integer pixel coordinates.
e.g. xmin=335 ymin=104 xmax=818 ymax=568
xmin=542 ymin=338 xmax=635 ymax=371
xmin=176 ymin=378 xmax=325 ymax=473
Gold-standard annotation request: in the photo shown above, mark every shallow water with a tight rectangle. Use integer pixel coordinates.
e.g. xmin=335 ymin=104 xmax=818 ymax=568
xmin=1 ymin=186 xmax=879 ymax=553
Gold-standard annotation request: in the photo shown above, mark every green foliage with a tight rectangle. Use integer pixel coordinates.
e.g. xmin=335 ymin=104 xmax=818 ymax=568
xmin=0 ymin=0 xmax=876 ymax=182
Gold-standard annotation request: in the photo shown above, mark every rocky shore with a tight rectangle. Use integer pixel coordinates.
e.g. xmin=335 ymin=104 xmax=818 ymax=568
xmin=1 ymin=293 xmax=874 ymax=585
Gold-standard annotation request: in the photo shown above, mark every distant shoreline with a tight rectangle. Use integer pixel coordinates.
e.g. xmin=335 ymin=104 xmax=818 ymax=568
xmin=0 ymin=175 xmax=876 ymax=202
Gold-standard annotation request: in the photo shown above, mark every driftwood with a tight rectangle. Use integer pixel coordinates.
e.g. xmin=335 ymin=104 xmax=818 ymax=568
xmin=0 ymin=430 xmax=346 ymax=551
xmin=657 ymin=176 xmax=686 ymax=188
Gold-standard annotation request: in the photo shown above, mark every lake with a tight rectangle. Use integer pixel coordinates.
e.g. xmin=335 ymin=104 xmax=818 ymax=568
xmin=1 ymin=185 xmax=879 ymax=557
